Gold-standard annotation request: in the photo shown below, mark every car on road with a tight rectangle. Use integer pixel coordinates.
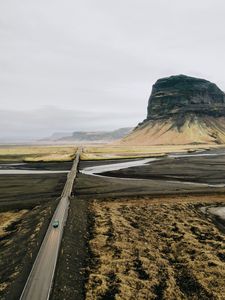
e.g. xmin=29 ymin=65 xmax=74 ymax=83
xmin=52 ymin=220 xmax=59 ymax=228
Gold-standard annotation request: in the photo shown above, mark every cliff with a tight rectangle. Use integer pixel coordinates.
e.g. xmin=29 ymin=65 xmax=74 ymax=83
xmin=121 ymin=75 xmax=225 ymax=145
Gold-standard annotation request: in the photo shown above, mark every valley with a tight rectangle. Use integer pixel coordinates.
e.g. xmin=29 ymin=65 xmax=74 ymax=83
xmin=1 ymin=75 xmax=225 ymax=299
xmin=2 ymin=1 xmax=225 ymax=298
xmin=51 ymin=147 xmax=225 ymax=300
xmin=0 ymin=147 xmax=73 ymax=300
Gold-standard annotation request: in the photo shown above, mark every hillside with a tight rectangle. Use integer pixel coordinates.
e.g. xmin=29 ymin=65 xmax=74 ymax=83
xmin=43 ymin=128 xmax=133 ymax=143
xmin=120 ymin=75 xmax=225 ymax=145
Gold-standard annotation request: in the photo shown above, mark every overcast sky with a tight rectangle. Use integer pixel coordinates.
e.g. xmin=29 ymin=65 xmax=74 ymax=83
xmin=1 ymin=0 xmax=225 ymax=138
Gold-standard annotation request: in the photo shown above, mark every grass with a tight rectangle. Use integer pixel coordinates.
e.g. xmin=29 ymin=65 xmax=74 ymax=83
xmin=0 ymin=145 xmax=77 ymax=162
xmin=0 ymin=204 xmax=57 ymax=299
xmin=86 ymin=197 xmax=225 ymax=299
xmin=81 ymin=144 xmax=224 ymax=160
xmin=0 ymin=168 xmax=68 ymax=299
xmin=0 ymin=144 xmax=222 ymax=161
xmin=0 ymin=210 xmax=28 ymax=237
xmin=0 ymin=210 xmax=29 ymax=293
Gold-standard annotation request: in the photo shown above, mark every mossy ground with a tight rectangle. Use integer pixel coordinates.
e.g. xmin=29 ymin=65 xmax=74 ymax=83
xmin=0 ymin=145 xmax=77 ymax=162
xmin=86 ymin=197 xmax=225 ymax=300
xmin=80 ymin=145 xmax=223 ymax=160
xmin=0 ymin=168 xmax=68 ymax=299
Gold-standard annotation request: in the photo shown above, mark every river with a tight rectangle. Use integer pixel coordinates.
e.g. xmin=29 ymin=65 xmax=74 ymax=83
xmin=0 ymin=163 xmax=69 ymax=174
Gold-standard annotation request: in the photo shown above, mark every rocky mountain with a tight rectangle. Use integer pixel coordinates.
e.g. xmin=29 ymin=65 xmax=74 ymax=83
xmin=66 ymin=128 xmax=133 ymax=142
xmin=121 ymin=75 xmax=225 ymax=145
xmin=48 ymin=132 xmax=73 ymax=140
xmin=43 ymin=128 xmax=133 ymax=143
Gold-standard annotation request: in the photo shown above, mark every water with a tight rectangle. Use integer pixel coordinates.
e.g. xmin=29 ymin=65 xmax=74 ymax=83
xmin=169 ymin=152 xmax=225 ymax=158
xmin=200 ymin=206 xmax=225 ymax=222
xmin=0 ymin=163 xmax=69 ymax=174
xmin=206 ymin=206 xmax=225 ymax=219
xmin=0 ymin=170 xmax=69 ymax=174
xmin=80 ymin=151 xmax=225 ymax=187
xmin=80 ymin=158 xmax=158 ymax=176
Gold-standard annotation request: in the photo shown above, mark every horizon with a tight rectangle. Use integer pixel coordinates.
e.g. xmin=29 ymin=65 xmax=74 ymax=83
xmin=1 ymin=0 xmax=225 ymax=138
xmin=2 ymin=2 xmax=225 ymax=299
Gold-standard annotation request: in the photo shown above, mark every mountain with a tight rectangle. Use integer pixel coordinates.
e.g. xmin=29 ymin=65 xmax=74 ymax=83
xmin=48 ymin=132 xmax=73 ymax=140
xmin=43 ymin=128 xmax=133 ymax=143
xmin=120 ymin=75 xmax=225 ymax=145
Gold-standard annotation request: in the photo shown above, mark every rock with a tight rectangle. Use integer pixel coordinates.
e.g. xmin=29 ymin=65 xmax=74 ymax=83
xmin=120 ymin=75 xmax=225 ymax=145
xmin=147 ymin=74 xmax=225 ymax=122
xmin=43 ymin=128 xmax=133 ymax=143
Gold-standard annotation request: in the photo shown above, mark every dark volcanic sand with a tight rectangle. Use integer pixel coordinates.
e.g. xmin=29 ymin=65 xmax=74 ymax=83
xmin=4 ymin=154 xmax=224 ymax=300
xmin=0 ymin=173 xmax=67 ymax=210
xmin=51 ymin=197 xmax=89 ymax=300
xmin=51 ymin=157 xmax=225 ymax=299
xmin=0 ymin=161 xmax=72 ymax=171
xmin=98 ymin=155 xmax=225 ymax=185
xmin=0 ymin=166 xmax=68 ymax=300
xmin=76 ymin=159 xmax=225 ymax=199
xmin=0 ymin=203 xmax=57 ymax=300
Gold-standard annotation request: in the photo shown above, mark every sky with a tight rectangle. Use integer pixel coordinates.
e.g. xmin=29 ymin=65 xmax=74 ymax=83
xmin=1 ymin=0 xmax=225 ymax=138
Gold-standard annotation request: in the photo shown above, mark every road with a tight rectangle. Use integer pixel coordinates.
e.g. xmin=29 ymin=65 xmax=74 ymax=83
xmin=20 ymin=149 xmax=81 ymax=300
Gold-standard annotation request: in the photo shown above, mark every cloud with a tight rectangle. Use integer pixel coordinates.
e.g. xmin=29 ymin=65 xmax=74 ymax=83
xmin=0 ymin=106 xmax=141 ymax=138
xmin=0 ymin=0 xmax=225 ymax=138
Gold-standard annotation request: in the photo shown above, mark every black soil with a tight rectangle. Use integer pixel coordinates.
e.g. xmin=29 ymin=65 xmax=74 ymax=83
xmin=75 ymin=158 xmax=225 ymax=200
xmin=0 ymin=165 xmax=68 ymax=300
xmin=0 ymin=203 xmax=58 ymax=300
xmin=5 ymin=154 xmax=225 ymax=299
xmin=51 ymin=154 xmax=225 ymax=299
xmin=51 ymin=197 xmax=89 ymax=300
xmin=98 ymin=155 xmax=225 ymax=185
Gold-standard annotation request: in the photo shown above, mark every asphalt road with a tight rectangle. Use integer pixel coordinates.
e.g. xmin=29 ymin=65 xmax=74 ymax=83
xmin=20 ymin=150 xmax=80 ymax=300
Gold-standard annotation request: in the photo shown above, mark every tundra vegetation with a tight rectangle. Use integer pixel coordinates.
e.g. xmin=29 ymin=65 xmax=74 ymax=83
xmin=81 ymin=144 xmax=222 ymax=160
xmin=0 ymin=145 xmax=77 ymax=162
xmin=86 ymin=197 xmax=225 ymax=300
xmin=0 ymin=146 xmax=71 ymax=299
xmin=1 ymin=144 xmax=225 ymax=300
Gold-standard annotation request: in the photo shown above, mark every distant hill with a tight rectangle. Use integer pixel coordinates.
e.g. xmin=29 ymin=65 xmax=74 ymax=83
xmin=120 ymin=75 xmax=225 ymax=145
xmin=48 ymin=132 xmax=73 ymax=140
xmin=42 ymin=128 xmax=133 ymax=143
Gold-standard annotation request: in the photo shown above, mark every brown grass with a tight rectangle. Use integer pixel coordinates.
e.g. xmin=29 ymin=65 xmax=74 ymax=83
xmin=0 ymin=145 xmax=77 ymax=162
xmin=0 ymin=210 xmax=28 ymax=238
xmin=0 ymin=204 xmax=56 ymax=298
xmin=0 ymin=210 xmax=28 ymax=292
xmin=81 ymin=144 xmax=223 ymax=160
xmin=119 ymin=117 xmax=225 ymax=146
xmin=86 ymin=197 xmax=225 ymax=299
